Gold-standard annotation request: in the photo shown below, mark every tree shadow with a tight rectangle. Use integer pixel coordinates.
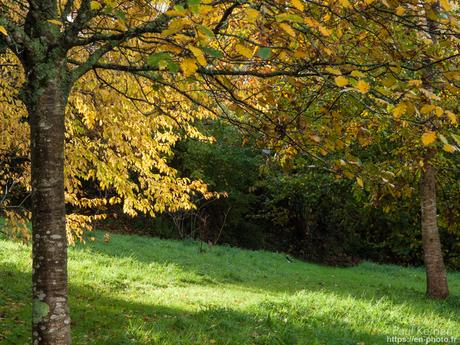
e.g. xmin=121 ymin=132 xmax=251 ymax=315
xmin=1 ymin=263 xmax=403 ymax=345
xmin=2 ymin=233 xmax=459 ymax=344
xmin=75 ymin=232 xmax=460 ymax=316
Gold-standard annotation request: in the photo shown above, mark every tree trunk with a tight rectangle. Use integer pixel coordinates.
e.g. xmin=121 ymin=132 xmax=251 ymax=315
xmin=418 ymin=1 xmax=448 ymax=300
xmin=26 ymin=69 xmax=71 ymax=344
xmin=420 ymin=154 xmax=449 ymax=299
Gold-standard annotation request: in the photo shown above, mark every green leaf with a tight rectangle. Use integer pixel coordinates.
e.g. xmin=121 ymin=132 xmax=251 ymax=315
xmin=202 ymin=47 xmax=223 ymax=58
xmin=197 ymin=24 xmax=215 ymax=39
xmin=257 ymin=47 xmax=271 ymax=59
xmin=187 ymin=0 xmax=200 ymax=13
xmin=275 ymin=13 xmax=304 ymax=23
xmin=451 ymin=133 xmax=460 ymax=146
xmin=115 ymin=10 xmax=126 ymax=21
xmin=174 ymin=5 xmax=186 ymax=12
xmin=439 ymin=134 xmax=448 ymax=145
xmin=167 ymin=61 xmax=179 ymax=73
xmin=147 ymin=52 xmax=172 ymax=67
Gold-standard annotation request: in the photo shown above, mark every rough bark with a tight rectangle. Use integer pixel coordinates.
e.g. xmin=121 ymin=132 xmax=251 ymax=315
xmin=17 ymin=0 xmax=74 ymax=342
xmin=420 ymin=154 xmax=449 ymax=299
xmin=25 ymin=63 xmax=71 ymax=344
xmin=419 ymin=0 xmax=449 ymax=300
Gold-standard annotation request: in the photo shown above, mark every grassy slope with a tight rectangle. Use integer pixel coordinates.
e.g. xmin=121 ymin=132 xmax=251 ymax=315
xmin=1 ymin=232 xmax=459 ymax=345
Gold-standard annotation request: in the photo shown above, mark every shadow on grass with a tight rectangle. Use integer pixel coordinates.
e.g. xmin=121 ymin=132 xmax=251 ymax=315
xmin=75 ymin=233 xmax=460 ymax=317
xmin=1 ymin=264 xmax=397 ymax=345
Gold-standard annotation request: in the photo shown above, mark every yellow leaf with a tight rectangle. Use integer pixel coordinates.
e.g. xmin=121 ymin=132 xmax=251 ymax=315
xmin=318 ymin=26 xmax=332 ymax=36
xmin=245 ymin=8 xmax=260 ymax=22
xmin=443 ymin=144 xmax=456 ymax=153
xmin=445 ymin=111 xmax=457 ymax=124
xmin=382 ymin=76 xmax=396 ymax=88
xmin=335 ymin=76 xmax=349 ymax=87
xmin=435 ymin=106 xmax=444 ymax=117
xmin=357 ymin=80 xmax=370 ymax=94
xmin=408 ymin=79 xmax=423 ymax=87
xmin=291 ymin=0 xmax=305 ymax=11
xmin=180 ymin=58 xmax=198 ymax=77
xmin=294 ymin=49 xmax=307 ymax=58
xmin=199 ymin=5 xmax=213 ymax=15
xmin=0 ymin=25 xmax=7 ymax=36
xmin=339 ymin=0 xmax=352 ymax=8
xmin=323 ymin=48 xmax=332 ymax=56
xmin=389 ymin=65 xmax=401 ymax=73
xmin=188 ymin=46 xmax=207 ymax=66
xmin=421 ymin=131 xmax=436 ymax=146
xmin=393 ymin=103 xmax=406 ymax=118
xmin=279 ymin=23 xmax=296 ymax=37
xmin=90 ymin=1 xmax=102 ymax=10
xmin=162 ymin=18 xmax=189 ymax=37
xmin=326 ymin=67 xmax=341 ymax=75
xmin=350 ymin=70 xmax=365 ymax=78
xmin=336 ymin=26 xmax=343 ymax=38
xmin=395 ymin=6 xmax=405 ymax=15
xmin=166 ymin=8 xmax=187 ymax=17
xmin=47 ymin=19 xmax=63 ymax=26
xmin=356 ymin=177 xmax=364 ymax=188
xmin=444 ymin=71 xmax=460 ymax=81
xmin=440 ymin=0 xmax=453 ymax=11
xmin=304 ymin=17 xmax=318 ymax=27
xmin=420 ymin=104 xmax=435 ymax=114
xmin=235 ymin=44 xmax=254 ymax=59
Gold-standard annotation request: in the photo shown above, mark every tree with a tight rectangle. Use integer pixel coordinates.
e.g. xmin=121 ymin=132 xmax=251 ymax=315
xmin=330 ymin=0 xmax=459 ymax=299
xmin=0 ymin=0 xmax=327 ymax=343
xmin=227 ymin=0 xmax=459 ymax=298
xmin=0 ymin=1 xmax=246 ymax=343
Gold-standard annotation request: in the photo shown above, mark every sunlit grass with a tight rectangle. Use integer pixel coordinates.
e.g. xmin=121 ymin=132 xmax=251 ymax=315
xmin=1 ymin=231 xmax=459 ymax=344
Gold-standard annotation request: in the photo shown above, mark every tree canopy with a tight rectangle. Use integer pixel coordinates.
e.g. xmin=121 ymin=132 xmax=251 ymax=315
xmin=1 ymin=0 xmax=459 ymax=344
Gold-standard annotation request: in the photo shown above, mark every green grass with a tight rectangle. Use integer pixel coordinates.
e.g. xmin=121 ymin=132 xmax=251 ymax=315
xmin=1 ymin=232 xmax=459 ymax=345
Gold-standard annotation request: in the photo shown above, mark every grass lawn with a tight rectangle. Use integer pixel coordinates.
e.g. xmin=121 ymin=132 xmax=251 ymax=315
xmin=1 ymin=231 xmax=459 ymax=345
